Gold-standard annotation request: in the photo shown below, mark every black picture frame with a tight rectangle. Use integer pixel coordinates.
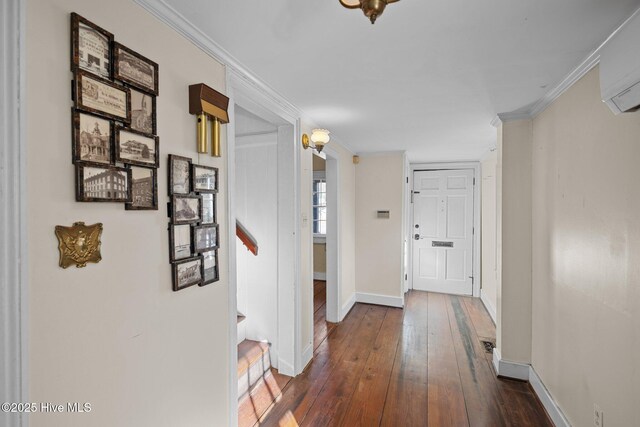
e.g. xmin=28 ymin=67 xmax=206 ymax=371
xmin=200 ymin=249 xmax=219 ymax=286
xmin=200 ymin=193 xmax=216 ymax=225
xmin=168 ymin=223 xmax=192 ymax=263
xmin=113 ymin=42 xmax=159 ymax=96
xmin=76 ymin=164 xmax=132 ymax=203
xmin=115 ymin=125 xmax=160 ymax=168
xmin=191 ymin=164 xmax=218 ymax=193
xmin=168 ymin=154 xmax=192 ymax=196
xmin=129 ymin=87 xmax=156 ymax=135
xmin=74 ymin=70 xmax=131 ymax=123
xmin=71 ymin=108 xmax=113 ymax=166
xmin=125 ymin=165 xmax=158 ymax=211
xmin=70 ymin=12 xmax=114 ymax=80
xmin=193 ymin=224 xmax=219 ymax=253
xmin=172 ymin=256 xmax=203 ymax=291
xmin=171 ymin=194 xmax=202 ymax=225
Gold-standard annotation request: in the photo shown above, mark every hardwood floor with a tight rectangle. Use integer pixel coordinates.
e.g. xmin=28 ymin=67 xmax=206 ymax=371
xmin=248 ymin=287 xmax=552 ymax=427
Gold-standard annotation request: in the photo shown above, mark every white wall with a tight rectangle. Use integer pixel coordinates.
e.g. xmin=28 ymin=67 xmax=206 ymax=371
xmin=26 ymin=1 xmax=229 ymax=425
xmin=235 ymin=134 xmax=278 ymax=362
xmin=355 ymin=153 xmax=405 ymax=301
xmin=481 ymin=151 xmax=498 ymax=322
xmin=496 ymin=120 xmax=533 ymax=364
xmin=531 ymin=66 xmax=640 ymax=427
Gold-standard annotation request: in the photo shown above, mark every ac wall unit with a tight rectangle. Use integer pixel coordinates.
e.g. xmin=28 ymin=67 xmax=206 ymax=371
xmin=600 ymin=10 xmax=640 ymax=115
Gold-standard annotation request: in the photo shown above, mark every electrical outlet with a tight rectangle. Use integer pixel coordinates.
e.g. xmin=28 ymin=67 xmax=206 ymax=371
xmin=594 ymin=404 xmax=604 ymax=427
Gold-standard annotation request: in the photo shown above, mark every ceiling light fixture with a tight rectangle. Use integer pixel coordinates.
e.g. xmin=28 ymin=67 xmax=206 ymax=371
xmin=302 ymin=129 xmax=330 ymax=153
xmin=339 ymin=0 xmax=399 ymax=24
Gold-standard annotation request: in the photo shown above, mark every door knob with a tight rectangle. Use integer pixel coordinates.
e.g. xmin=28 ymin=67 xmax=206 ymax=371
xmin=414 ymin=234 xmax=420 ymax=240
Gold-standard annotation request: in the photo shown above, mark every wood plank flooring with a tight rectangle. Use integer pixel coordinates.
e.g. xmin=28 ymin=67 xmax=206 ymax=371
xmin=247 ymin=285 xmax=553 ymax=427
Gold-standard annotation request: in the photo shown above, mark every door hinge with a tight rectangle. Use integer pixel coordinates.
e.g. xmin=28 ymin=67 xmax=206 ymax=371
xmin=406 ymin=177 xmax=409 ymax=184
xmin=405 ymin=274 xmax=408 ymax=280
xmin=411 ymin=190 xmax=420 ymax=203
xmin=473 ymin=177 xmax=476 ymax=186
xmin=469 ymin=276 xmax=474 ymax=284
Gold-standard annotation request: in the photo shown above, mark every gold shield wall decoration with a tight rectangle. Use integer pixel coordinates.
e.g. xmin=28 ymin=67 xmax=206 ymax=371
xmin=55 ymin=222 xmax=103 ymax=268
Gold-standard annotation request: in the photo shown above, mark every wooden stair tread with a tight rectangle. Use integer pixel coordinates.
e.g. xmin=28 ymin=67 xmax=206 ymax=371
xmin=237 ymin=340 xmax=269 ymax=377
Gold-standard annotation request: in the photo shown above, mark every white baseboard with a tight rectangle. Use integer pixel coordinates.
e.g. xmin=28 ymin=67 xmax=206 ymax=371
xmin=313 ymin=272 xmax=326 ymax=281
xmin=492 ymin=350 xmax=572 ymax=426
xmin=340 ymin=293 xmax=356 ymax=320
xmin=492 ymin=348 xmax=530 ymax=381
xmin=278 ymin=357 xmax=295 ymax=377
xmin=529 ymin=366 xmax=571 ymax=427
xmin=480 ymin=290 xmax=497 ymax=324
xmin=355 ymin=292 xmax=403 ymax=308
xmin=301 ymin=342 xmax=313 ymax=371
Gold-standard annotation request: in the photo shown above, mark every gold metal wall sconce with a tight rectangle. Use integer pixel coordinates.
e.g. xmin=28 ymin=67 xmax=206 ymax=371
xmin=55 ymin=222 xmax=103 ymax=268
xmin=301 ymin=129 xmax=331 ymax=153
xmin=189 ymin=83 xmax=230 ymax=157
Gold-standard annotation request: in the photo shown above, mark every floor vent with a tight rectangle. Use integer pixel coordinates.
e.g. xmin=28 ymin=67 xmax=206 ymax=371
xmin=481 ymin=339 xmax=496 ymax=354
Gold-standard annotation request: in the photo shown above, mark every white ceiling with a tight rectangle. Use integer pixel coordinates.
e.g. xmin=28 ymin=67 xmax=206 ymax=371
xmin=164 ymin=0 xmax=640 ymax=161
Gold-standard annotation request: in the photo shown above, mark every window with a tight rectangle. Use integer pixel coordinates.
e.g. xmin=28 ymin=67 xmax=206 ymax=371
xmin=313 ymin=176 xmax=326 ymax=235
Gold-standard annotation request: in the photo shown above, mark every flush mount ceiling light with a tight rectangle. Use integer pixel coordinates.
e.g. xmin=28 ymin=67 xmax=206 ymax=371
xmin=339 ymin=0 xmax=400 ymax=24
xmin=302 ymin=129 xmax=331 ymax=153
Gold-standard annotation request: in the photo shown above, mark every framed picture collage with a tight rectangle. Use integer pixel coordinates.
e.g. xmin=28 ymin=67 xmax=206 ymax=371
xmin=70 ymin=12 xmax=160 ymax=210
xmin=167 ymin=154 xmax=220 ymax=291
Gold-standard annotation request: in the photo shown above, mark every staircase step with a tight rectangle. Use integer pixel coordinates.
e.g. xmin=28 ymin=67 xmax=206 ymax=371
xmin=238 ymin=340 xmax=271 ymax=399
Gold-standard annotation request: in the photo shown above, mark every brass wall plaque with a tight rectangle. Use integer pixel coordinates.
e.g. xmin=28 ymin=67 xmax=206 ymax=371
xmin=55 ymin=222 xmax=103 ymax=268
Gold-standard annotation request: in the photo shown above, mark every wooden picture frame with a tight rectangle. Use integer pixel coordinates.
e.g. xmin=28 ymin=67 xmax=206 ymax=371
xmin=125 ymin=166 xmax=158 ymax=210
xmin=193 ymin=224 xmax=219 ymax=253
xmin=200 ymin=193 xmax=216 ymax=225
xmin=129 ymin=87 xmax=156 ymax=135
xmin=74 ymin=70 xmax=131 ymax=123
xmin=200 ymin=249 xmax=219 ymax=286
xmin=72 ymin=109 xmax=113 ymax=166
xmin=115 ymin=126 xmax=159 ymax=168
xmin=171 ymin=194 xmax=202 ymax=224
xmin=113 ymin=42 xmax=159 ymax=95
xmin=191 ymin=164 xmax=218 ymax=193
xmin=70 ymin=12 xmax=113 ymax=79
xmin=172 ymin=256 xmax=203 ymax=291
xmin=168 ymin=223 xmax=192 ymax=262
xmin=168 ymin=154 xmax=192 ymax=196
xmin=76 ymin=164 xmax=131 ymax=202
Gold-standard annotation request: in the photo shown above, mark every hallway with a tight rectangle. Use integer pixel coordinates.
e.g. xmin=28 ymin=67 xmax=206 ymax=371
xmin=256 ymin=290 xmax=552 ymax=426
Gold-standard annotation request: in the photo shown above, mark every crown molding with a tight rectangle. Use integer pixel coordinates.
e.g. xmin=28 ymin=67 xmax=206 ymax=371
xmin=134 ymin=0 xmax=300 ymax=118
xmin=492 ymin=6 xmax=640 ymax=125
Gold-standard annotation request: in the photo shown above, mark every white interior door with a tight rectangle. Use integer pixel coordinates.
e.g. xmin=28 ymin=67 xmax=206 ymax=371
xmin=412 ymin=169 xmax=474 ymax=295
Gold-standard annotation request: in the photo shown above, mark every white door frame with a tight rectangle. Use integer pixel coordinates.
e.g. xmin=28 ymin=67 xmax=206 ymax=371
xmin=408 ymin=162 xmax=481 ymax=297
xmin=319 ymin=146 xmax=342 ymax=323
xmin=226 ymin=68 xmax=303 ymax=382
xmin=1 ymin=0 xmax=28 ymax=426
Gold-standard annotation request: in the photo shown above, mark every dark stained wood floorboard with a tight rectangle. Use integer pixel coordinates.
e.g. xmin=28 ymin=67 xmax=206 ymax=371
xmin=257 ymin=290 xmax=554 ymax=427
xmin=446 ymin=295 xmax=508 ymax=427
xmin=379 ymin=291 xmax=429 ymax=427
xmin=339 ymin=307 xmax=404 ymax=426
xmin=301 ymin=305 xmax=388 ymax=426
xmin=427 ymin=293 xmax=469 ymax=426
xmin=258 ymin=304 xmax=370 ymax=426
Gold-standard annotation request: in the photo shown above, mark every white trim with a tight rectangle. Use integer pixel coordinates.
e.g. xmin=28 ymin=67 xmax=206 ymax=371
xmin=408 ymin=162 xmax=481 ymax=297
xmin=529 ymin=367 xmax=572 ymax=427
xmin=492 ymin=6 xmax=640 ymax=124
xmin=1 ymin=0 xmax=28 ymax=426
xmin=480 ymin=290 xmax=497 ymax=325
xmin=224 ymin=84 xmax=239 ymax=427
xmin=313 ymin=272 xmax=326 ymax=281
xmin=355 ymin=292 xmax=404 ymax=308
xmin=323 ymin=145 xmax=342 ymax=324
xmin=341 ymin=293 xmax=357 ymax=319
xmin=492 ymin=349 xmax=530 ymax=381
xmin=301 ymin=343 xmax=313 ymax=371
xmin=313 ymin=235 xmax=326 ymax=244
